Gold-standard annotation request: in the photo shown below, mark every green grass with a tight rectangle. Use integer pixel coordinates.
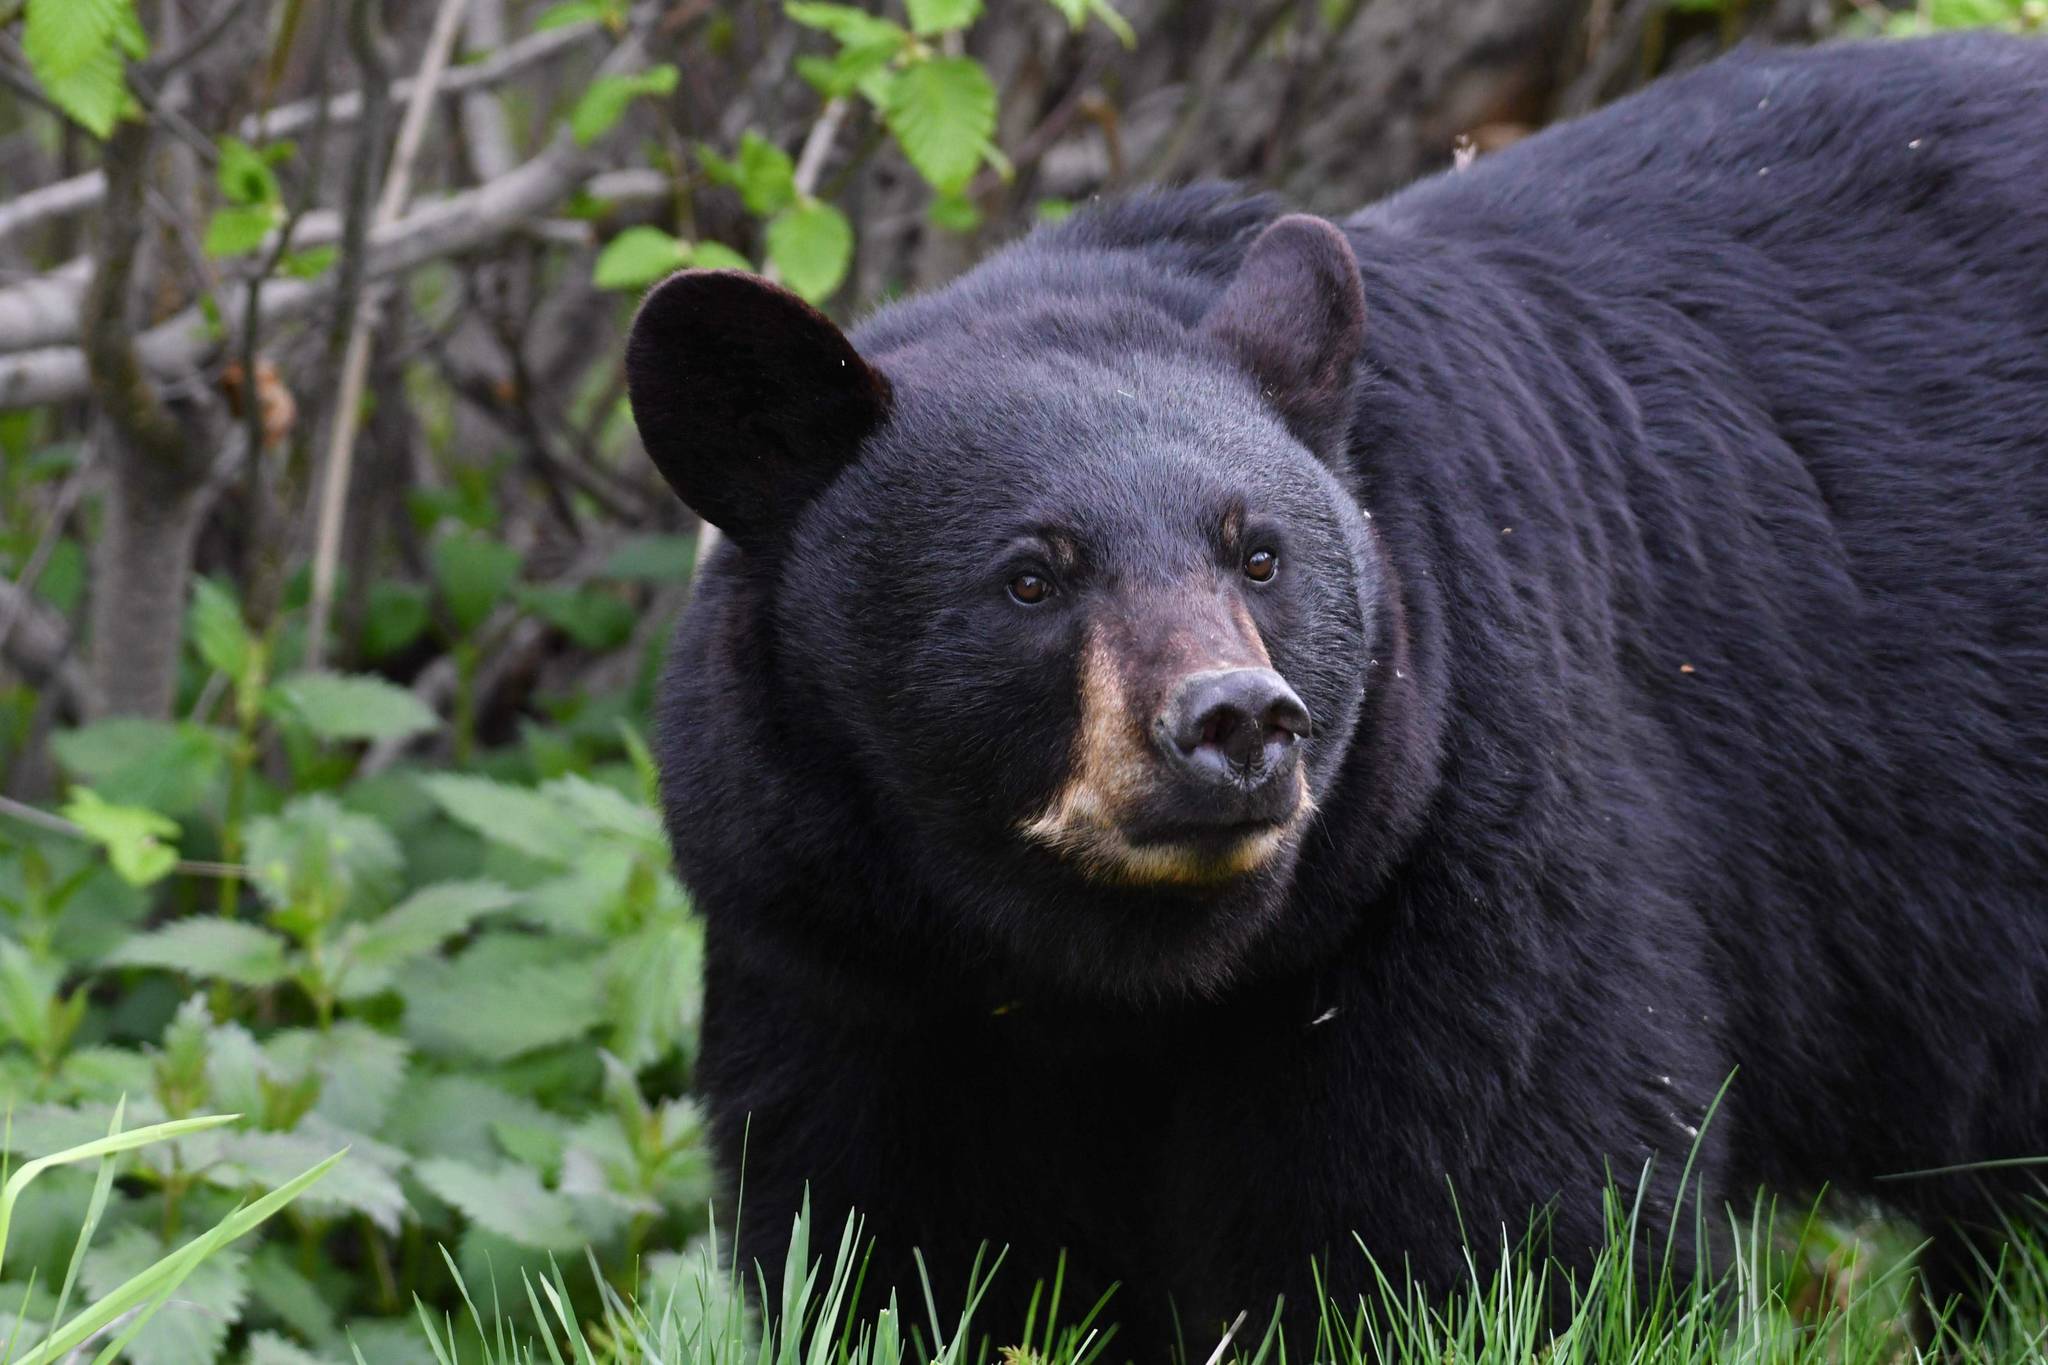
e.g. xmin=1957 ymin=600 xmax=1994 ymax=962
xmin=0 ymin=1106 xmax=340 ymax=1364
xmin=396 ymin=1184 xmax=2048 ymax=1365
xmin=9 ymin=1112 xmax=2048 ymax=1364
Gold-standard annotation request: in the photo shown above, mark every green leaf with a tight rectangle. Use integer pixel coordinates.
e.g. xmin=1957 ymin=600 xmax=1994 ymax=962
xmin=244 ymin=794 xmax=404 ymax=924
xmin=0 ymin=940 xmax=69 ymax=1058
xmin=50 ymin=718 xmax=225 ymax=817
xmin=430 ymin=531 xmax=523 ymax=634
xmin=604 ymin=920 xmax=704 ymax=1068
xmin=928 ymin=187 xmax=981 ymax=232
xmin=381 ymin=1075 xmax=560 ymax=1164
xmin=361 ymin=580 xmax=429 ymax=659
xmin=695 ymin=142 xmax=741 ymax=187
xmin=599 ymin=534 xmax=698 ymax=581
xmin=414 ymin=1158 xmax=583 ymax=1251
xmin=784 ymin=2 xmax=908 ymax=47
xmin=689 ymin=241 xmax=754 ymax=272
xmin=246 ymin=1330 xmax=334 ymax=1365
xmin=883 ymin=56 xmax=997 ymax=191
xmin=244 ymin=1246 xmax=335 ymax=1346
xmin=298 ymin=1022 xmax=413 ymax=1133
xmin=80 ymin=1227 xmax=247 ymax=1365
xmin=200 ymin=1124 xmax=407 ymax=1232
xmin=278 ymin=244 xmax=337 ymax=280
xmin=593 ymin=225 xmax=688 ymax=291
xmin=544 ymin=773 xmax=664 ymax=849
xmin=21 ymin=0 xmax=138 ymax=138
xmin=419 ymin=774 xmax=582 ymax=866
xmin=23 ymin=0 xmax=126 ymax=75
xmin=516 ymin=584 xmax=636 ymax=650
xmin=399 ymin=933 xmax=607 ymax=1062
xmin=765 ymin=199 xmax=853 ymax=302
xmin=204 ymin=204 xmax=281 ymax=258
xmin=60 ymin=788 xmax=180 ymax=886
xmin=568 ymin=63 xmax=678 ymax=146
xmin=534 ymin=0 xmax=608 ymax=28
xmin=795 ymin=41 xmax=899 ymax=99
xmin=906 ymin=0 xmax=982 ymax=34
xmin=105 ymin=918 xmax=291 ymax=987
xmin=331 ymin=880 xmax=519 ymax=1001
xmin=734 ymin=130 xmax=797 ymax=217
xmin=272 ymin=672 xmax=439 ymax=743
xmin=1925 ymin=0 xmax=2020 ymax=22
xmin=216 ymin=136 xmax=282 ymax=206
xmin=188 ymin=578 xmax=253 ymax=681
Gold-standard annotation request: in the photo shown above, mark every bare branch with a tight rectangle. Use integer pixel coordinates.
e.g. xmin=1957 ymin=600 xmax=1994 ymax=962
xmin=140 ymin=0 xmax=265 ymax=79
xmin=0 ymin=20 xmax=604 ymax=246
xmin=306 ymin=0 xmax=473 ymax=668
xmin=0 ymin=175 xmax=105 ymax=245
xmin=0 ymin=578 xmax=96 ymax=717
xmin=0 ymin=259 xmax=92 ymax=351
xmin=460 ymin=0 xmax=521 ymax=182
xmin=0 ymin=82 xmax=664 ymax=407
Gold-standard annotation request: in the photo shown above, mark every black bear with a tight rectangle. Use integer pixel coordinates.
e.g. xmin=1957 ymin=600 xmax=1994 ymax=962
xmin=626 ymin=32 xmax=2048 ymax=1355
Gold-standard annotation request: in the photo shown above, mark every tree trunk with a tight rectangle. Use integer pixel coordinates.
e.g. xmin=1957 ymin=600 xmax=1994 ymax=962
xmin=87 ymin=448 xmax=207 ymax=717
xmin=79 ymin=120 xmax=215 ymax=719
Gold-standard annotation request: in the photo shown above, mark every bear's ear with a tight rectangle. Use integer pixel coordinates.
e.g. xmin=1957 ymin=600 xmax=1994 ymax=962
xmin=626 ymin=270 xmax=890 ymax=547
xmin=1199 ymin=214 xmax=1365 ymax=460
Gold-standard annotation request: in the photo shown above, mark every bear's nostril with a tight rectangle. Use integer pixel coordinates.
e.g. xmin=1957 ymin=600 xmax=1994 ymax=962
xmin=1160 ymin=668 xmax=1313 ymax=780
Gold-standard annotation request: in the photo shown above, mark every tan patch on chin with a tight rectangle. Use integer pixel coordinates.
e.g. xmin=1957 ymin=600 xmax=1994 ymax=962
xmin=1021 ymin=631 xmax=1313 ymax=887
xmin=1034 ymin=810 xmax=1306 ymax=888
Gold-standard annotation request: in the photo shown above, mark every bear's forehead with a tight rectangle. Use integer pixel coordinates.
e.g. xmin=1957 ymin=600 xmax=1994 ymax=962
xmin=872 ymin=348 xmax=1287 ymax=475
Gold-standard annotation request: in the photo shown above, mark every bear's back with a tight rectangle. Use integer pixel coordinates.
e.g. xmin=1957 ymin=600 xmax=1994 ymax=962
xmin=1336 ymin=32 xmax=2048 ymax=1209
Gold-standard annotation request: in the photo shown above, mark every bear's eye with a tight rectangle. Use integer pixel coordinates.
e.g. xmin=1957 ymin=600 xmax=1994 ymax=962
xmin=1008 ymin=572 xmax=1053 ymax=605
xmin=1243 ymin=549 xmax=1278 ymax=583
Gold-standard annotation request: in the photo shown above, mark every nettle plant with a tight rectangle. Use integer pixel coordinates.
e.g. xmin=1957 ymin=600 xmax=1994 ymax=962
xmin=3 ymin=564 xmax=707 ymax=1361
xmin=590 ymin=0 xmax=1133 ymax=301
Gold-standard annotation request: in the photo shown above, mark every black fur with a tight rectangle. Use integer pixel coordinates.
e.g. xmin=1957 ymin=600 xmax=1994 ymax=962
xmin=629 ymin=35 xmax=2048 ymax=1356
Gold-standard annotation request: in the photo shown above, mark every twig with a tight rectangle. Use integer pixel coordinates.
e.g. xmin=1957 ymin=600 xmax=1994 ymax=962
xmin=0 ymin=452 xmax=90 ymax=658
xmin=140 ymin=0 xmax=265 ymax=79
xmin=0 ymin=20 xmax=604 ymax=246
xmin=790 ymin=96 xmax=850 ymax=199
xmin=0 ymin=138 xmax=659 ymax=407
xmin=459 ymin=0 xmax=521 ymax=182
xmin=237 ymin=0 xmax=339 ymax=630
xmin=0 ymin=24 xmax=658 ymax=410
xmin=0 ymin=793 xmax=246 ymax=880
xmin=306 ymin=0 xmax=472 ymax=668
xmin=124 ymin=69 xmax=221 ymax=166
xmin=0 ymin=578 xmax=96 ymax=716
xmin=0 ymin=41 xmax=67 ymax=122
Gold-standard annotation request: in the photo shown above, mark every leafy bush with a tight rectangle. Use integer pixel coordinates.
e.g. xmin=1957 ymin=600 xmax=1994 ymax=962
xmin=4 ymin=573 xmax=710 ymax=1360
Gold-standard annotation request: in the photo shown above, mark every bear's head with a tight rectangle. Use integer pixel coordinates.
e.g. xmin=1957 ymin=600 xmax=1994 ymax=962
xmin=628 ymin=215 xmax=1397 ymax=999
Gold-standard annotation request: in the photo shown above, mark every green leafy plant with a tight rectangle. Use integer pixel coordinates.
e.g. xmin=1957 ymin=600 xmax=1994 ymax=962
xmin=1 ymin=566 xmax=703 ymax=1359
xmin=589 ymin=0 xmax=1132 ymax=301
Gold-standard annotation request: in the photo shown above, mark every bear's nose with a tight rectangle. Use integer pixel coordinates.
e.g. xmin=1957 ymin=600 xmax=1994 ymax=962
xmin=1155 ymin=668 xmax=1312 ymax=783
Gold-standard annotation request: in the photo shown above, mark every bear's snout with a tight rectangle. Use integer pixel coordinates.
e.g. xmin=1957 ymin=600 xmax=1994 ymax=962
xmin=1153 ymin=667 xmax=1311 ymax=790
